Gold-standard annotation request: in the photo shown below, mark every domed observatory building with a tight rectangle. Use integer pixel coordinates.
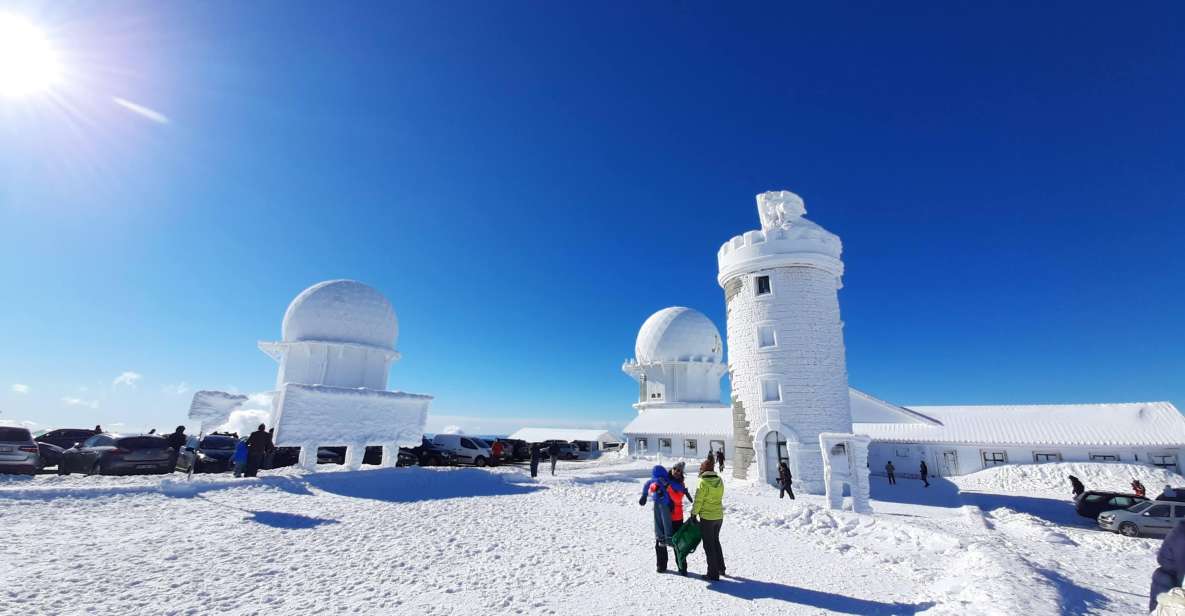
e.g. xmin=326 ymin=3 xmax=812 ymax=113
xmin=259 ymin=280 xmax=432 ymax=470
xmin=622 ymin=307 xmax=733 ymax=461
xmin=717 ymin=190 xmax=856 ymax=493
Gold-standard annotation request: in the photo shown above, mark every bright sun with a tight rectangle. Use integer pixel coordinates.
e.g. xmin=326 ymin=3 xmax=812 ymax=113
xmin=0 ymin=14 xmax=62 ymax=98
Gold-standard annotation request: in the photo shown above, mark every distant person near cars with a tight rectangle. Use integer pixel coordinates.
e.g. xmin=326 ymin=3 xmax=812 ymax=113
xmin=244 ymin=424 xmax=274 ymax=477
xmin=715 ymin=448 xmax=725 ymax=473
xmin=529 ymin=445 xmax=540 ymax=478
xmin=166 ymin=426 xmax=187 ymax=467
xmin=548 ymin=442 xmax=560 ymax=476
xmin=777 ymin=461 xmax=795 ymax=500
xmin=885 ymin=461 xmax=896 ymax=485
xmin=232 ymin=439 xmax=248 ymax=478
xmin=1069 ymin=475 xmax=1085 ymax=498
xmin=920 ymin=460 xmax=930 ymax=488
xmin=1134 ymin=479 xmax=1148 ymax=498
xmin=94 ymin=425 xmax=102 ymax=433
xmin=491 ymin=440 xmax=503 ymax=466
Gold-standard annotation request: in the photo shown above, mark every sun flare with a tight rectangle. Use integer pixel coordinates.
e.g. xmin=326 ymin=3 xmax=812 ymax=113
xmin=0 ymin=14 xmax=62 ymax=98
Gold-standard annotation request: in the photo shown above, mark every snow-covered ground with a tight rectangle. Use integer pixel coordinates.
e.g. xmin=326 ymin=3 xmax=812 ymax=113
xmin=0 ymin=459 xmax=1175 ymax=615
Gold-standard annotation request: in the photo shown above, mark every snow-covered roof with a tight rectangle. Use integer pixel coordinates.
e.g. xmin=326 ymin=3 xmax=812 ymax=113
xmin=281 ymin=279 xmax=398 ymax=350
xmin=622 ymin=406 xmax=732 ymax=437
xmin=508 ymin=428 xmax=622 ymax=444
xmin=857 ymin=402 xmax=1185 ymax=448
xmin=634 ymin=307 xmax=723 ymax=364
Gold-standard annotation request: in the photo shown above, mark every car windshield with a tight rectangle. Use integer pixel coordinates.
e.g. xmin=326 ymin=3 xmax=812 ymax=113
xmin=1129 ymin=501 xmax=1154 ymax=513
xmin=471 ymin=438 xmax=489 ymax=448
xmin=117 ymin=436 xmax=167 ymax=450
xmin=0 ymin=427 xmax=32 ymax=442
xmin=200 ymin=436 xmax=237 ymax=449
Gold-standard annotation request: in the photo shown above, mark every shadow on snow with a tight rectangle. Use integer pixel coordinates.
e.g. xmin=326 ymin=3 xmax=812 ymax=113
xmin=706 ymin=576 xmax=936 ymax=615
xmin=1035 ymin=567 xmax=1112 ymax=615
xmin=247 ymin=510 xmax=338 ymax=530
xmin=303 ymin=467 xmax=544 ymax=503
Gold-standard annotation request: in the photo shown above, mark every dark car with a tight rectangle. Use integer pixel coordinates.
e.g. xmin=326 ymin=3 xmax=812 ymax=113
xmin=36 ymin=442 xmax=65 ymax=469
xmin=35 ymin=428 xmax=98 ymax=450
xmin=409 ymin=438 xmax=456 ymax=466
xmin=493 ymin=439 xmax=519 ymax=462
xmin=1074 ymin=491 xmax=1148 ymax=520
xmin=0 ymin=426 xmax=40 ymax=474
xmin=175 ymin=434 xmax=239 ymax=473
xmin=58 ymin=434 xmax=174 ymax=476
xmin=541 ymin=440 xmax=579 ymax=460
xmin=502 ymin=439 xmax=530 ymax=461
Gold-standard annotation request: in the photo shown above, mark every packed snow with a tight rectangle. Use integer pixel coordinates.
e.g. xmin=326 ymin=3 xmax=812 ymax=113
xmin=0 ymin=459 xmax=1170 ymax=615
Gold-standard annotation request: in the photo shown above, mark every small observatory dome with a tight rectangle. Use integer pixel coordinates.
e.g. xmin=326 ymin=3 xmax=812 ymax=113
xmin=635 ymin=307 xmax=723 ymax=363
xmin=281 ymin=279 xmax=398 ymax=350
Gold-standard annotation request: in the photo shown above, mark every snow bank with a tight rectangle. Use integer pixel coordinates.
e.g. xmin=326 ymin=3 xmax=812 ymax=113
xmin=954 ymin=462 xmax=1185 ymax=495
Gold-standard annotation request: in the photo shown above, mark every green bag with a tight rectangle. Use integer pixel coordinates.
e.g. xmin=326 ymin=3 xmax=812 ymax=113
xmin=672 ymin=519 xmax=702 ymax=572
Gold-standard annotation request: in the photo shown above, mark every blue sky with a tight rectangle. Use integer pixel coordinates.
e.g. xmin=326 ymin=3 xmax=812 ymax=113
xmin=1 ymin=1 xmax=1182 ymax=433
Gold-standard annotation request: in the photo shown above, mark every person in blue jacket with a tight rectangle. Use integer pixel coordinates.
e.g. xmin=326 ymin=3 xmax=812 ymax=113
xmin=639 ymin=465 xmax=678 ymax=573
xmin=1152 ymin=521 xmax=1185 ymax=611
xmin=232 ymin=439 xmax=249 ymax=478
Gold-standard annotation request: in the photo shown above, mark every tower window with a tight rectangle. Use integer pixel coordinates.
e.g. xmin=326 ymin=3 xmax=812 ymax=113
xmin=756 ymin=275 xmax=771 ymax=296
xmin=761 ymin=379 xmax=781 ymax=402
xmin=757 ymin=325 xmax=776 ymax=348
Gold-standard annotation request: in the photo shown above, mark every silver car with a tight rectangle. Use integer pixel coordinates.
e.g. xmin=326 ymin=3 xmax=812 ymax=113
xmin=0 ymin=426 xmax=41 ymax=474
xmin=1098 ymin=500 xmax=1185 ymax=537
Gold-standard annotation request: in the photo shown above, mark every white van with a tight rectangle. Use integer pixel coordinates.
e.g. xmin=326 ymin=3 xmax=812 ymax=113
xmin=432 ymin=435 xmax=493 ymax=467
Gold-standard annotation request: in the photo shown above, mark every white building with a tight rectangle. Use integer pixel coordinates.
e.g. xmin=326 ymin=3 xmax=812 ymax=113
xmin=259 ymin=279 xmax=432 ymax=469
xmin=621 ymin=189 xmax=1185 ymax=490
xmin=860 ymin=401 xmax=1185 ymax=476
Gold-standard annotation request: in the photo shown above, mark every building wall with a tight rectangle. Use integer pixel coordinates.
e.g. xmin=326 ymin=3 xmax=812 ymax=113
xmin=725 ymin=265 xmax=852 ymax=491
xmin=277 ymin=342 xmax=391 ymax=390
xmin=625 ymin=432 xmax=733 ymax=464
xmin=867 ymin=441 xmax=1184 ymax=477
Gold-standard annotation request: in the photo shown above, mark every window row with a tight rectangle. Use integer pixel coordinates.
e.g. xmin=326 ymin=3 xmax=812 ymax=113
xmin=980 ymin=451 xmax=1179 ymax=467
xmin=633 ymin=438 xmax=726 ymax=455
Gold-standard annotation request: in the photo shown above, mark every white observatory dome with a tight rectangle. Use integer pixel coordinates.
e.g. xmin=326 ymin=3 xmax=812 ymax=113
xmin=281 ymin=279 xmax=398 ymax=350
xmin=635 ymin=307 xmax=723 ymax=363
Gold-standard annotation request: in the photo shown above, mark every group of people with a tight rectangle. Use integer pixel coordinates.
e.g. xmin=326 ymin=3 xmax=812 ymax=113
xmin=156 ymin=423 xmax=275 ymax=478
xmin=639 ymin=454 xmax=727 ymax=580
xmin=883 ymin=460 xmax=930 ymax=487
xmin=527 ymin=442 xmax=562 ymax=478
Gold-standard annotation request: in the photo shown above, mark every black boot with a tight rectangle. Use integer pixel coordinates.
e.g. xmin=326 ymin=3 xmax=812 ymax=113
xmin=655 ymin=542 xmax=668 ymax=573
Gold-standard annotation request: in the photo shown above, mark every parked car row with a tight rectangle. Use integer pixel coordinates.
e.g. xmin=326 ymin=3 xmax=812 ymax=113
xmin=1074 ymin=488 xmax=1185 ymax=538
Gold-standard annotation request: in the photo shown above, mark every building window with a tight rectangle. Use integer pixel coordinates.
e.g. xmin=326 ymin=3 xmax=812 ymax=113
xmin=1090 ymin=453 xmax=1120 ymax=462
xmin=982 ymin=451 xmax=1007 ymax=467
xmin=1151 ymin=453 xmax=1179 ymax=469
xmin=659 ymin=438 xmax=672 ymax=454
xmin=755 ymin=275 xmax=771 ymax=296
xmin=895 ymin=448 xmax=910 ymax=458
xmin=1033 ymin=452 xmax=1062 ymax=463
xmin=710 ymin=440 xmax=725 ymax=455
xmin=685 ymin=439 xmax=698 ymax=455
xmin=761 ymin=379 xmax=781 ymax=402
xmin=636 ymin=438 xmax=648 ymax=452
xmin=757 ymin=325 xmax=776 ymax=349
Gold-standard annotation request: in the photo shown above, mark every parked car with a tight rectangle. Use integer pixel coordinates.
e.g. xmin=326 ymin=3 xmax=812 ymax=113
xmin=432 ymin=434 xmax=493 ymax=466
xmin=493 ymin=439 xmax=516 ymax=463
xmin=1099 ymin=500 xmax=1185 ymax=537
xmin=58 ymin=433 xmax=174 ymax=475
xmin=409 ymin=438 xmax=456 ymax=466
xmin=359 ymin=446 xmax=418 ymax=466
xmin=501 ymin=438 xmax=530 ymax=461
xmin=175 ymin=434 xmax=239 ymax=473
xmin=35 ymin=427 xmax=98 ymax=450
xmin=317 ymin=447 xmax=345 ymax=465
xmin=36 ymin=442 xmax=65 ymax=469
xmin=541 ymin=440 xmax=578 ymax=460
xmin=1074 ymin=491 xmax=1147 ymax=520
xmin=0 ymin=426 xmax=40 ymax=474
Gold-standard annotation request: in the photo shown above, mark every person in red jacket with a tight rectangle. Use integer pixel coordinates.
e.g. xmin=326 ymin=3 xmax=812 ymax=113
xmin=651 ymin=461 xmax=693 ymax=574
xmin=490 ymin=441 xmax=503 ymax=466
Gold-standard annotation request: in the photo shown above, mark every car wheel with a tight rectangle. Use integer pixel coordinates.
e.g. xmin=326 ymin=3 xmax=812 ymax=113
xmin=475 ymin=456 xmax=487 ymax=467
xmin=1119 ymin=522 xmax=1139 ymax=537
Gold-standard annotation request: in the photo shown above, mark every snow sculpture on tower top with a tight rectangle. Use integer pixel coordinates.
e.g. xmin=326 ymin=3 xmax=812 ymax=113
xmin=757 ymin=190 xmax=806 ymax=230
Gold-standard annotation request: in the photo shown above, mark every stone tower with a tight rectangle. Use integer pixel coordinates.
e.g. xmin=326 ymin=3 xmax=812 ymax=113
xmin=716 ymin=190 xmax=853 ymax=493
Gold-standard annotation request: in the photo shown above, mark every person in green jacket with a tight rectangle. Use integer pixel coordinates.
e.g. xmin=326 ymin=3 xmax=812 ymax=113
xmin=691 ymin=457 xmax=726 ymax=580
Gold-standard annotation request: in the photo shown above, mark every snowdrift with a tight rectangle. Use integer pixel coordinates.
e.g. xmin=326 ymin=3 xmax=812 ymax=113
xmin=954 ymin=462 xmax=1185 ymax=495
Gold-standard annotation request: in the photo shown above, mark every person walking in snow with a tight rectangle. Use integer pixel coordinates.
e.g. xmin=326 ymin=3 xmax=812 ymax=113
xmin=1134 ymin=479 xmax=1147 ymax=498
xmin=490 ymin=440 xmax=503 ymax=467
xmin=919 ymin=460 xmax=929 ymax=488
xmin=715 ymin=448 xmax=725 ymax=473
xmin=639 ymin=465 xmax=677 ymax=573
xmin=232 ymin=439 xmax=248 ymax=478
xmin=244 ymin=424 xmax=273 ymax=477
xmin=165 ymin=425 xmax=187 ymax=469
xmin=656 ymin=462 xmax=694 ymax=574
xmin=777 ymin=461 xmax=795 ymax=499
xmin=1068 ymin=475 xmax=1085 ymax=498
xmin=885 ymin=461 xmax=896 ymax=485
xmin=529 ymin=445 xmax=541 ymax=478
xmin=548 ymin=442 xmax=560 ymax=476
xmin=1151 ymin=520 xmax=1185 ymax=612
xmin=692 ymin=457 xmax=726 ymax=580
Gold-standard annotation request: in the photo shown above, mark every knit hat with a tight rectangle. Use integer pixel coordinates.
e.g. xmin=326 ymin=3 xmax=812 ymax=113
xmin=699 ymin=458 xmax=715 ymax=474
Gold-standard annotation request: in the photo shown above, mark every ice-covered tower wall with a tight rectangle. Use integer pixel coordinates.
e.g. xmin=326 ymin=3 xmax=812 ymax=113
xmin=717 ymin=190 xmax=853 ymax=493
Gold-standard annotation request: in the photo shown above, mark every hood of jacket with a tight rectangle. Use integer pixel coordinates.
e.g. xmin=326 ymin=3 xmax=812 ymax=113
xmin=698 ymin=470 xmax=722 ymax=488
xmin=651 ymin=465 xmax=669 ymax=481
